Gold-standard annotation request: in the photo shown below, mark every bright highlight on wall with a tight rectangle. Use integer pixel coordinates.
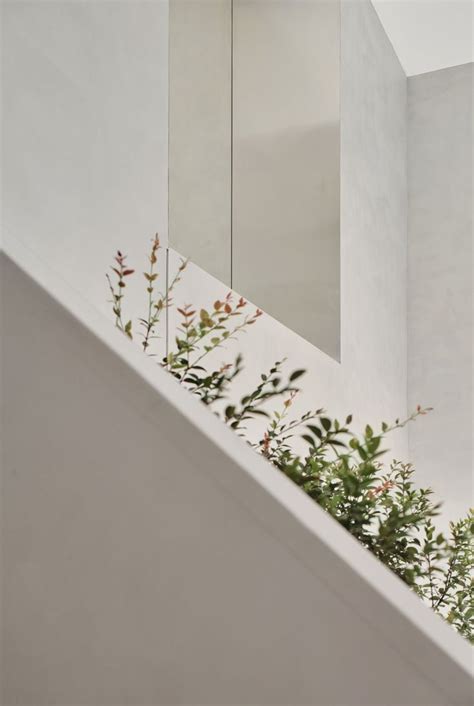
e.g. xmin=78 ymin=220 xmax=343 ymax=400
xmin=372 ymin=0 xmax=473 ymax=76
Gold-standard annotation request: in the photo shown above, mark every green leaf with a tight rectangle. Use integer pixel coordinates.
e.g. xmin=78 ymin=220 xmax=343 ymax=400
xmin=343 ymin=474 xmax=359 ymax=496
xmin=320 ymin=417 xmax=331 ymax=432
xmin=329 ymin=439 xmax=347 ymax=449
xmin=247 ymin=409 xmax=269 ymax=417
xmin=289 ymin=369 xmax=306 ymax=382
xmin=306 ymin=425 xmax=322 ymax=439
xmin=225 ymin=405 xmax=236 ymax=420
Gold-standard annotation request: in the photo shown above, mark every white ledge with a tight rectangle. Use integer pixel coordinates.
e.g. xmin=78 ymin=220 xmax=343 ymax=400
xmin=2 ymin=233 xmax=472 ymax=705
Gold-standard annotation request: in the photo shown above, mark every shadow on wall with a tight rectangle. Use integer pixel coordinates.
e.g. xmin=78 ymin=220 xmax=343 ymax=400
xmin=233 ymin=121 xmax=340 ymax=360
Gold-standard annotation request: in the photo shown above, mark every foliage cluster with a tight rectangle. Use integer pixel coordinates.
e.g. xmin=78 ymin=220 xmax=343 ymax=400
xmin=107 ymin=238 xmax=473 ymax=643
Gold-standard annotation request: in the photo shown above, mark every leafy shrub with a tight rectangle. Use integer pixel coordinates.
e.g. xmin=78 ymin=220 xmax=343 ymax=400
xmin=107 ymin=237 xmax=473 ymax=643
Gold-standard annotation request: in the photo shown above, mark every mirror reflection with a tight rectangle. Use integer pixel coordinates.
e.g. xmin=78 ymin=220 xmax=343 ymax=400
xmin=169 ymin=0 xmax=340 ymax=360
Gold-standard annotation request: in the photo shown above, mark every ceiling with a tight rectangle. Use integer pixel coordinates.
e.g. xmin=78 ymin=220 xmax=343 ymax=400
xmin=371 ymin=0 xmax=473 ymax=76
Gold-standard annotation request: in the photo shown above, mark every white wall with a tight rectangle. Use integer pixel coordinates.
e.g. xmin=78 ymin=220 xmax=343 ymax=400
xmin=169 ymin=0 xmax=409 ymax=462
xmin=2 ymin=0 xmax=409 ymax=460
xmin=1 ymin=0 xmax=169 ymax=324
xmin=232 ymin=0 xmax=340 ymax=358
xmin=372 ymin=0 xmax=473 ymax=76
xmin=408 ymin=63 xmax=473 ymax=524
xmin=169 ymin=0 xmax=341 ymax=358
xmin=2 ymin=5 xmax=472 ymax=698
xmin=2 ymin=247 xmax=471 ymax=704
xmin=169 ymin=0 xmax=232 ymax=285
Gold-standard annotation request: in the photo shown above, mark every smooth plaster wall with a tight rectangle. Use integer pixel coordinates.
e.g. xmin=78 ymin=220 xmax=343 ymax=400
xmin=169 ymin=0 xmax=340 ymax=358
xmin=408 ymin=63 xmax=473 ymax=523
xmin=2 ymin=251 xmax=471 ymax=705
xmin=169 ymin=0 xmax=232 ymax=285
xmin=1 ymin=0 xmax=169 ymax=323
xmin=168 ymin=0 xmax=409 ymax=460
xmin=232 ymin=0 xmax=340 ymax=358
xmin=2 ymin=0 xmax=409 ymax=459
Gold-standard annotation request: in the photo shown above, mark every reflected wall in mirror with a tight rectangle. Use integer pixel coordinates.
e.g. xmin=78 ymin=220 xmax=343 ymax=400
xmin=169 ymin=0 xmax=340 ymax=360
xmin=169 ymin=0 xmax=232 ymax=285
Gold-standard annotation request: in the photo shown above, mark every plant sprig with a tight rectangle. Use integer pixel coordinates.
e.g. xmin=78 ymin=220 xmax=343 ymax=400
xmin=106 ymin=250 xmax=135 ymax=338
xmin=106 ymin=239 xmax=473 ymax=644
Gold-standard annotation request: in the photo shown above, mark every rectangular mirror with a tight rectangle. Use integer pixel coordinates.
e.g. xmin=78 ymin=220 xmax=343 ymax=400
xmin=169 ymin=0 xmax=232 ymax=285
xmin=169 ymin=0 xmax=340 ymax=360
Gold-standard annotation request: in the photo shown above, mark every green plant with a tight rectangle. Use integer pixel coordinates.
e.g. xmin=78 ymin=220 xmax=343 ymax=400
xmin=107 ymin=238 xmax=474 ymax=643
xmin=416 ymin=512 xmax=474 ymax=642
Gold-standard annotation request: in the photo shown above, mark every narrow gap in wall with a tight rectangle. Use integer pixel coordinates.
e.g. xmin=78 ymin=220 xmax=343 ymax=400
xmin=165 ymin=246 xmax=169 ymax=360
xmin=230 ymin=0 xmax=234 ymax=290
xmin=166 ymin=1 xmax=171 ymax=360
xmin=338 ymin=0 xmax=342 ymax=365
